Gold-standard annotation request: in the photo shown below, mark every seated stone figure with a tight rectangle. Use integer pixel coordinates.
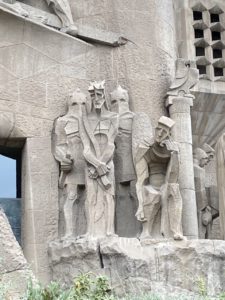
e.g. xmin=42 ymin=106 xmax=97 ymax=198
xmin=135 ymin=116 xmax=184 ymax=240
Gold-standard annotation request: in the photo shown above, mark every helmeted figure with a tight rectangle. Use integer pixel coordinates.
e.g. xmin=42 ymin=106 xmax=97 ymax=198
xmin=82 ymin=81 xmax=118 ymax=237
xmin=135 ymin=116 xmax=184 ymax=240
xmin=53 ymin=89 xmax=86 ymax=238
xmin=110 ymin=86 xmax=136 ymax=183
xmin=110 ymin=86 xmax=140 ymax=236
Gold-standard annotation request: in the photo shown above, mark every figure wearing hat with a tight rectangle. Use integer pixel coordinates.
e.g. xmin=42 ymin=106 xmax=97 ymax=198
xmin=135 ymin=116 xmax=184 ymax=240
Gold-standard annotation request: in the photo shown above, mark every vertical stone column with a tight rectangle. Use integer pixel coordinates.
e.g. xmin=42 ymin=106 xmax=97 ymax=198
xmin=166 ymin=95 xmax=198 ymax=239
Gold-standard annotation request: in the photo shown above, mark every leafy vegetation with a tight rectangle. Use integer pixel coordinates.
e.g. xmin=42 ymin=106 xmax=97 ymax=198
xmin=1 ymin=272 xmax=225 ymax=299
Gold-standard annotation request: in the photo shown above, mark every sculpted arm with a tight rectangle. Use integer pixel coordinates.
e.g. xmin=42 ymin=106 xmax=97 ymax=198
xmin=100 ymin=115 xmax=118 ymax=164
xmin=53 ymin=118 xmax=70 ymax=164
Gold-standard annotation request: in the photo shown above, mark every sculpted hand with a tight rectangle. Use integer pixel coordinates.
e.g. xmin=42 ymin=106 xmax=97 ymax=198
xmin=135 ymin=207 xmax=146 ymax=222
xmin=88 ymin=166 xmax=98 ymax=179
xmin=60 ymin=158 xmax=73 ymax=172
xmin=96 ymin=162 xmax=110 ymax=176
xmin=161 ymin=139 xmax=179 ymax=152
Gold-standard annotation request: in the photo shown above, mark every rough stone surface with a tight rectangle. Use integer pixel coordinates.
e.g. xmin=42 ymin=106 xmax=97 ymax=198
xmin=49 ymin=237 xmax=225 ymax=298
xmin=0 ymin=209 xmax=33 ymax=299
xmin=1 ymin=1 xmax=225 ymax=299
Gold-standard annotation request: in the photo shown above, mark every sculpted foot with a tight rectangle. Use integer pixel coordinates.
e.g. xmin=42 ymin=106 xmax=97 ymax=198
xmin=173 ymin=233 xmax=185 ymax=241
xmin=106 ymin=233 xmax=118 ymax=238
xmin=60 ymin=25 xmax=78 ymax=36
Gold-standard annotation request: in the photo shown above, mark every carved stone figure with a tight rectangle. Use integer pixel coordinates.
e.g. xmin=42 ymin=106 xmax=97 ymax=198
xmin=167 ymin=59 xmax=199 ymax=97
xmin=216 ymin=133 xmax=225 ymax=240
xmin=53 ymin=89 xmax=86 ymax=239
xmin=193 ymin=147 xmax=212 ymax=239
xmin=81 ymin=81 xmax=118 ymax=238
xmin=135 ymin=116 xmax=183 ymax=240
xmin=110 ymin=86 xmax=136 ymax=183
xmin=110 ymin=86 xmax=140 ymax=236
xmin=202 ymin=143 xmax=215 ymax=163
xmin=45 ymin=0 xmax=78 ymax=35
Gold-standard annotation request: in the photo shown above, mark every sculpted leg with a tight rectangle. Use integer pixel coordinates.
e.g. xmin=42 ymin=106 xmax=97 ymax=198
xmin=106 ymin=194 xmax=116 ymax=236
xmin=63 ymin=184 xmax=77 ymax=238
xmin=140 ymin=186 xmax=161 ymax=239
xmin=85 ymin=179 xmax=96 ymax=236
xmin=167 ymin=183 xmax=183 ymax=240
xmin=48 ymin=0 xmax=78 ymax=35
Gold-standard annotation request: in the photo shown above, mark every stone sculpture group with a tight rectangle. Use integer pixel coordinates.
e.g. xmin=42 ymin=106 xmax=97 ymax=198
xmin=53 ymin=81 xmax=185 ymax=241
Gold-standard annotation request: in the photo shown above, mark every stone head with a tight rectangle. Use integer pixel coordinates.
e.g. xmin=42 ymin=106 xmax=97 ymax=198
xmin=88 ymin=80 xmax=107 ymax=110
xmin=202 ymin=143 xmax=215 ymax=162
xmin=193 ymin=148 xmax=208 ymax=168
xmin=68 ymin=88 xmax=87 ymax=115
xmin=110 ymin=85 xmax=129 ymax=114
xmin=155 ymin=116 xmax=175 ymax=144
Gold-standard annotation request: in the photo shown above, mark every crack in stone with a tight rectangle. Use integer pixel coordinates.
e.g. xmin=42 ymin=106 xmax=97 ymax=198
xmin=98 ymin=243 xmax=104 ymax=269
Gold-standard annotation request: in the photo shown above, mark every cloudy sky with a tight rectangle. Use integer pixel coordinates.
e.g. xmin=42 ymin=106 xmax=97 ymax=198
xmin=0 ymin=155 xmax=16 ymax=198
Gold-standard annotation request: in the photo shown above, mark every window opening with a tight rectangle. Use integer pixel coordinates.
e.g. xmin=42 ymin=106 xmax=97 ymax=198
xmin=197 ymin=65 xmax=207 ymax=75
xmin=193 ymin=11 xmax=203 ymax=21
xmin=195 ymin=29 xmax=204 ymax=38
xmin=212 ymin=31 xmax=221 ymax=41
xmin=196 ymin=47 xmax=205 ymax=56
xmin=0 ymin=148 xmax=22 ymax=244
xmin=213 ymin=48 xmax=223 ymax=59
xmin=214 ymin=67 xmax=223 ymax=76
xmin=210 ymin=14 xmax=220 ymax=23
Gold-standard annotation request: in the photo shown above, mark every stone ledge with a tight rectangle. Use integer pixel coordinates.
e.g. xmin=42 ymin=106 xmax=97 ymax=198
xmin=48 ymin=237 xmax=225 ymax=297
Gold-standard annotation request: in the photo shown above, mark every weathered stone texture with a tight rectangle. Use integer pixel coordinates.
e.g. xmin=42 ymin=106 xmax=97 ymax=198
xmin=73 ymin=0 xmax=176 ymax=126
xmin=0 ymin=209 xmax=33 ymax=299
xmin=0 ymin=0 xmax=176 ymax=284
xmin=49 ymin=237 xmax=225 ymax=298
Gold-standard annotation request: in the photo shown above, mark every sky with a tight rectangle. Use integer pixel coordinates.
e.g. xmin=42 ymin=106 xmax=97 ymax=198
xmin=0 ymin=155 xmax=16 ymax=198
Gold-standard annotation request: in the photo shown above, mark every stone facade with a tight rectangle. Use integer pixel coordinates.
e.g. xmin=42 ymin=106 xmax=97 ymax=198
xmin=0 ymin=0 xmax=225 ymax=298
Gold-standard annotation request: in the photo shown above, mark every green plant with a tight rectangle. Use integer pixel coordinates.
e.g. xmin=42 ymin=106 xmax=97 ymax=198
xmin=219 ymin=292 xmax=225 ymax=300
xmin=23 ymin=273 xmax=115 ymax=300
xmin=196 ymin=276 xmax=207 ymax=297
xmin=23 ymin=279 xmax=70 ymax=300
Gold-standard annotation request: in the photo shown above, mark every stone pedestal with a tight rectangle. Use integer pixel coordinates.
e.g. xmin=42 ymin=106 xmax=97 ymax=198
xmin=48 ymin=237 xmax=225 ymax=298
xmin=166 ymin=95 xmax=198 ymax=239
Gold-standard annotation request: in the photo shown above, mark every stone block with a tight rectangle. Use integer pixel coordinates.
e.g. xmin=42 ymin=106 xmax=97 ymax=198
xmin=19 ymin=79 xmax=47 ymax=107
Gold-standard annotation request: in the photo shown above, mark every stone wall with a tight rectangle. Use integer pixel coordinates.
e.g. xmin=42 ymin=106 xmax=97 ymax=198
xmin=0 ymin=0 xmax=177 ymax=283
